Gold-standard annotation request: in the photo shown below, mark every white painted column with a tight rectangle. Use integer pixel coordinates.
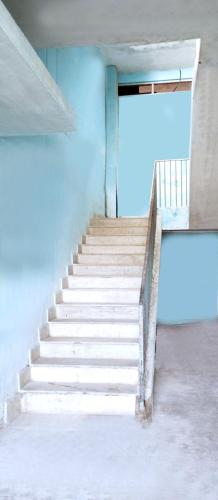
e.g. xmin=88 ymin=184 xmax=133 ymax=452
xmin=105 ymin=66 xmax=119 ymax=218
xmin=190 ymin=44 xmax=218 ymax=229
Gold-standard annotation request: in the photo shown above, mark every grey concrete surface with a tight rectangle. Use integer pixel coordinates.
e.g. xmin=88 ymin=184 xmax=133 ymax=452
xmin=189 ymin=60 xmax=218 ymax=228
xmin=0 ymin=0 xmax=73 ymax=135
xmin=0 ymin=320 xmax=218 ymax=499
xmin=101 ymin=40 xmax=196 ymax=73
xmin=2 ymin=0 xmax=218 ymax=49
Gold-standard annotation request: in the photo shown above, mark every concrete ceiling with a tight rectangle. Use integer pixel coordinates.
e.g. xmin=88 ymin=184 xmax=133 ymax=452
xmin=0 ymin=0 xmax=73 ymax=135
xmin=101 ymin=40 xmax=196 ymax=73
xmin=2 ymin=0 xmax=218 ymax=55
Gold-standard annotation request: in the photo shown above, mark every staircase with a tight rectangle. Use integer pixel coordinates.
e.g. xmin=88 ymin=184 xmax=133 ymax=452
xmin=19 ymin=216 xmax=148 ymax=416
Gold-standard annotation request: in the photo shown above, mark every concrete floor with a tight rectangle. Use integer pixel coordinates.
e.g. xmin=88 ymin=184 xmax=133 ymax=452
xmin=0 ymin=321 xmax=218 ymax=500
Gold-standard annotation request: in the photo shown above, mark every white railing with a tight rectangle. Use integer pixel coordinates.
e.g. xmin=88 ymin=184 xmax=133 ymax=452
xmin=155 ymin=158 xmax=190 ymax=229
xmin=156 ymin=159 xmax=190 ymax=209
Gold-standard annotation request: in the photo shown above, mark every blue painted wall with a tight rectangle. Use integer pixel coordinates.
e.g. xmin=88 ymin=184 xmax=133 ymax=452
xmin=158 ymin=233 xmax=218 ymax=323
xmin=105 ymin=66 xmax=118 ymax=217
xmin=118 ymin=68 xmax=193 ymax=85
xmin=0 ymin=47 xmax=106 ymax=419
xmin=118 ymin=91 xmax=191 ymax=216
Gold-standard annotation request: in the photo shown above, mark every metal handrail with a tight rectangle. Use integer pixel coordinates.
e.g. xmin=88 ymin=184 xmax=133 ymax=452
xmin=139 ymin=169 xmax=157 ymax=306
xmin=137 ymin=167 xmax=161 ymax=420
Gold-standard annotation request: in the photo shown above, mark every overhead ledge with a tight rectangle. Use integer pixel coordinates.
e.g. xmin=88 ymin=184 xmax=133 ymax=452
xmin=0 ymin=0 xmax=74 ymax=136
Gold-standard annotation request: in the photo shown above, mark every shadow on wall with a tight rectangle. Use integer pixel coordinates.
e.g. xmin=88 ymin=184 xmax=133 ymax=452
xmin=0 ymin=47 xmax=106 ymax=420
xmin=158 ymin=232 xmax=218 ymax=324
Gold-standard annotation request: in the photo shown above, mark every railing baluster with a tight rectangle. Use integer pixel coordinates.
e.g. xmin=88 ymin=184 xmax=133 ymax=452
xmin=159 ymin=162 xmax=162 ymax=208
xmin=175 ymin=160 xmax=178 ymax=208
xmin=186 ymin=160 xmax=188 ymax=207
xmin=170 ymin=160 xmax=172 ymax=207
xmin=164 ymin=161 xmax=167 ymax=207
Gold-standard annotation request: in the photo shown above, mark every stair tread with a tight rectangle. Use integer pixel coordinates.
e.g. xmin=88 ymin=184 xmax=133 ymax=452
xmin=66 ymin=276 xmax=141 ymax=280
xmin=32 ymin=357 xmax=138 ymax=367
xmin=55 ymin=303 xmax=139 ymax=307
xmin=92 ymin=217 xmax=148 ymax=220
xmin=70 ymin=264 xmax=143 ymax=276
xmin=74 ymin=264 xmax=143 ymax=267
xmin=21 ymin=381 xmax=137 ymax=394
xmin=82 ymin=244 xmax=145 ymax=247
xmin=80 ymin=252 xmax=145 ymax=256
xmin=41 ymin=336 xmax=138 ymax=344
xmin=84 ymin=237 xmax=147 ymax=244
xmin=49 ymin=319 xmax=138 ymax=325
xmin=67 ymin=275 xmax=141 ymax=277
xmin=63 ymin=287 xmax=140 ymax=291
xmin=70 ymin=273 xmax=142 ymax=277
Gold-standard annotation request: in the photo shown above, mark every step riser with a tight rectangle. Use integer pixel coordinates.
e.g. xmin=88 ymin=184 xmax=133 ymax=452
xmin=52 ymin=305 xmax=139 ymax=321
xmin=30 ymin=366 xmax=138 ymax=385
xmin=59 ymin=289 xmax=140 ymax=304
xmin=88 ymin=227 xmax=147 ymax=236
xmin=40 ymin=342 xmax=139 ymax=360
xmin=91 ymin=218 xmax=147 ymax=227
xmin=65 ymin=276 xmax=142 ymax=289
xmin=84 ymin=236 xmax=147 ymax=245
xmin=48 ymin=322 xmax=139 ymax=339
xmin=71 ymin=264 xmax=143 ymax=276
xmin=80 ymin=245 xmax=145 ymax=255
xmin=76 ymin=255 xmax=145 ymax=265
xmin=21 ymin=393 xmax=135 ymax=415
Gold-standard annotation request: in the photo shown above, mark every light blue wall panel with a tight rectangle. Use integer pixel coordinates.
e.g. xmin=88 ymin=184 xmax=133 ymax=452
xmin=118 ymin=91 xmax=191 ymax=216
xmin=158 ymin=233 xmax=218 ymax=323
xmin=0 ymin=47 xmax=106 ymax=419
xmin=105 ymin=66 xmax=118 ymax=217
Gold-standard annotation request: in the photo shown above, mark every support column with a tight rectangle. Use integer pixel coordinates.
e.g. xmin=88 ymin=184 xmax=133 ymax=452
xmin=105 ymin=66 xmax=119 ymax=218
xmin=190 ymin=45 xmax=218 ymax=229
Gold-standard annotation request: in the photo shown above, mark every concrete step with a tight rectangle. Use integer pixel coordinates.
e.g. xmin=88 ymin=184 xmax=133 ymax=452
xmin=50 ymin=303 xmax=139 ymax=321
xmin=64 ymin=275 xmax=142 ymax=289
xmin=75 ymin=254 xmax=145 ymax=265
xmin=90 ymin=218 xmax=148 ymax=227
xmin=88 ymin=226 xmax=147 ymax=236
xmin=58 ymin=288 xmax=140 ymax=304
xmin=46 ymin=320 xmax=139 ymax=339
xmin=20 ymin=381 xmax=136 ymax=415
xmin=70 ymin=264 xmax=143 ymax=276
xmin=16 ymin=212 xmax=147 ymax=418
xmin=79 ymin=244 xmax=145 ymax=255
xmin=84 ymin=235 xmax=147 ymax=245
xmin=39 ymin=337 xmax=138 ymax=360
xmin=30 ymin=358 xmax=138 ymax=385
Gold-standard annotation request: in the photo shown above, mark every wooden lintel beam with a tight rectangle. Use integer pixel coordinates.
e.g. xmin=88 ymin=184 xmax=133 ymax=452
xmin=139 ymin=80 xmax=192 ymax=94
